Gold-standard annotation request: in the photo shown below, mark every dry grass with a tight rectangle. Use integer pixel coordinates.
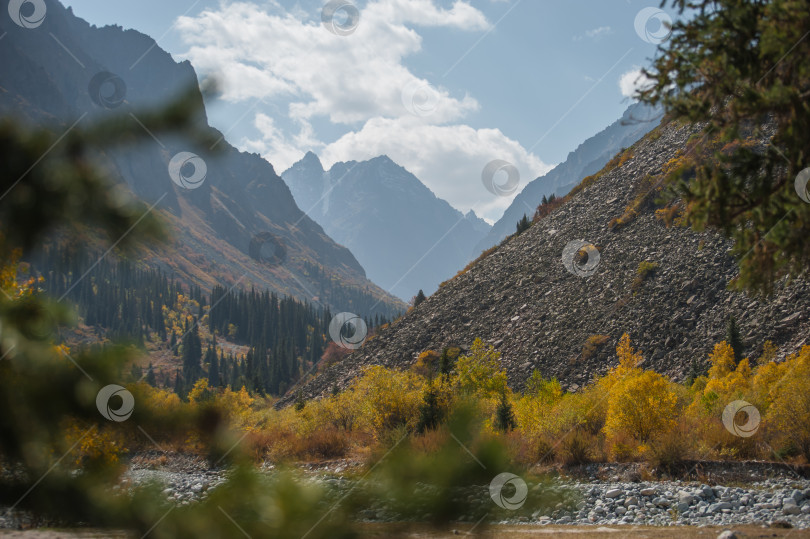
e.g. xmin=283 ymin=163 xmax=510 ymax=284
xmin=648 ymin=425 xmax=694 ymax=471
xmin=558 ymin=430 xmax=595 ymax=465
xmin=580 ymin=335 xmax=610 ymax=362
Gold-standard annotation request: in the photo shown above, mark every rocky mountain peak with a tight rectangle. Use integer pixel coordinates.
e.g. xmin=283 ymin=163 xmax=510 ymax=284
xmin=283 ymin=153 xmax=491 ymax=300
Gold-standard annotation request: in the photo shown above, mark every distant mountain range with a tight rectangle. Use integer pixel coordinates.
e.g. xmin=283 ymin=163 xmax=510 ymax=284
xmin=283 ymin=153 xmax=491 ymax=300
xmin=0 ymin=0 xmax=404 ymax=317
xmin=475 ymin=102 xmax=662 ymax=254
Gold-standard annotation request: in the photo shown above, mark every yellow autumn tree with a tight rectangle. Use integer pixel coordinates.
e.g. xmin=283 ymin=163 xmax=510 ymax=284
xmin=453 ymin=338 xmax=507 ymax=399
xmin=766 ymin=346 xmax=810 ymax=460
xmin=695 ymin=341 xmax=754 ymax=413
xmin=514 ymin=372 xmax=564 ymax=438
xmin=137 ymin=384 xmax=182 ymax=412
xmin=351 ymin=365 xmax=424 ymax=437
xmin=412 ymin=350 xmax=441 ymax=380
xmin=707 ymin=341 xmax=737 ymax=380
xmin=188 ymin=378 xmax=213 ymax=404
xmin=751 ymin=358 xmax=788 ymax=409
xmin=592 ymin=333 xmax=644 ymax=407
xmin=605 ymin=370 xmax=678 ymax=442
xmin=311 ymin=389 xmax=361 ymax=432
xmin=217 ymin=386 xmax=255 ymax=428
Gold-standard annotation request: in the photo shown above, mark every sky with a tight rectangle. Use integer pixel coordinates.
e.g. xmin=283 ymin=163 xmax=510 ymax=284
xmin=62 ymin=0 xmax=676 ymax=223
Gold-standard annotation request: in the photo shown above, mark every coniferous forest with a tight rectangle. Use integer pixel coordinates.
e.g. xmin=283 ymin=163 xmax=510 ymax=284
xmin=32 ymin=245 xmax=393 ymax=398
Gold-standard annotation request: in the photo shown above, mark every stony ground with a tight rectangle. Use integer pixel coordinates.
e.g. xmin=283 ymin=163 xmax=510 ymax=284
xmin=2 ymin=526 xmax=809 ymax=538
xmin=4 ymin=454 xmax=810 ymax=536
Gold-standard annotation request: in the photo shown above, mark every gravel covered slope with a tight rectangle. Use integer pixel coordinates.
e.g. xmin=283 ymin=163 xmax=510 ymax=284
xmin=286 ymin=118 xmax=810 ymax=402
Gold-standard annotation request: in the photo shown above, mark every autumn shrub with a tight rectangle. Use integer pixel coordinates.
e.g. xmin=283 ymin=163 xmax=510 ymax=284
xmin=320 ymin=341 xmax=351 ymax=367
xmin=766 ymin=346 xmax=810 ymax=461
xmin=165 ymin=334 xmax=810 ymax=470
xmin=632 ymin=261 xmax=659 ymax=292
xmin=215 ymin=385 xmax=256 ymax=428
xmin=609 ymin=431 xmax=641 ymax=462
xmin=63 ymin=422 xmax=126 ymax=467
xmin=580 ymin=334 xmax=610 ymax=361
xmin=187 ymin=378 xmax=214 ymax=404
xmin=453 ymin=338 xmax=507 ymax=399
xmin=532 ymin=194 xmax=566 ymax=222
xmin=248 ymin=408 xmax=299 ymax=461
xmin=299 ymin=427 xmax=349 ymax=459
xmin=605 ymin=370 xmax=679 ymax=442
xmin=126 ymin=382 xmax=194 ymax=450
xmin=352 ymin=366 xmax=424 ymax=438
xmin=553 ymin=385 xmax=608 ymax=436
xmin=654 ymin=203 xmax=685 ymax=227
xmin=515 ymin=378 xmax=601 ymax=443
xmin=498 ymin=429 xmax=554 ymax=467
xmin=524 ymin=371 xmax=563 ymax=402
xmin=514 ymin=374 xmax=564 ymax=441
xmin=412 ymin=350 xmax=441 ymax=380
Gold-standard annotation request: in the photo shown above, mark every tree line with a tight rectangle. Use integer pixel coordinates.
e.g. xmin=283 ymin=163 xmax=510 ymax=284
xmin=32 ymin=244 xmax=391 ymax=397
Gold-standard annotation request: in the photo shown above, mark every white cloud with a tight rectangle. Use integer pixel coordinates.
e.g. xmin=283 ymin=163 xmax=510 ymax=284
xmin=319 ymin=117 xmax=552 ymax=222
xmin=176 ymin=1 xmax=484 ymax=123
xmin=574 ymin=25 xmax=613 ymax=41
xmin=619 ymin=67 xmax=654 ymax=99
xmin=177 ymin=1 xmax=550 ymax=222
xmin=586 ymin=25 xmax=612 ymax=39
xmin=240 ymin=114 xmax=319 ymax=174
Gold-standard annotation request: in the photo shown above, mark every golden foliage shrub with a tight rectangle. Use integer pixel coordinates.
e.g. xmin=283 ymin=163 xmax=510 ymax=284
xmin=605 ymin=370 xmax=678 ymax=442
xmin=766 ymin=346 xmax=810 ymax=460
xmin=64 ymin=422 xmax=125 ymax=466
xmin=412 ymin=350 xmax=441 ymax=380
xmin=120 ymin=333 xmax=810 ymax=469
xmin=453 ymin=338 xmax=507 ymax=399
xmin=351 ymin=366 xmax=424 ymax=438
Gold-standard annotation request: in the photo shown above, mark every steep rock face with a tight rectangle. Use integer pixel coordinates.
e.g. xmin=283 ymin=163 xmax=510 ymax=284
xmin=475 ymin=103 xmax=661 ymax=255
xmin=0 ymin=0 xmax=404 ymax=316
xmin=286 ymin=117 xmax=810 ymax=402
xmin=283 ymin=153 xmax=491 ymax=300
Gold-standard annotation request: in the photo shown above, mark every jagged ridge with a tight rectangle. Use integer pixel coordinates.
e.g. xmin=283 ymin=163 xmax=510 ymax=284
xmin=283 ymin=152 xmax=491 ymax=300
